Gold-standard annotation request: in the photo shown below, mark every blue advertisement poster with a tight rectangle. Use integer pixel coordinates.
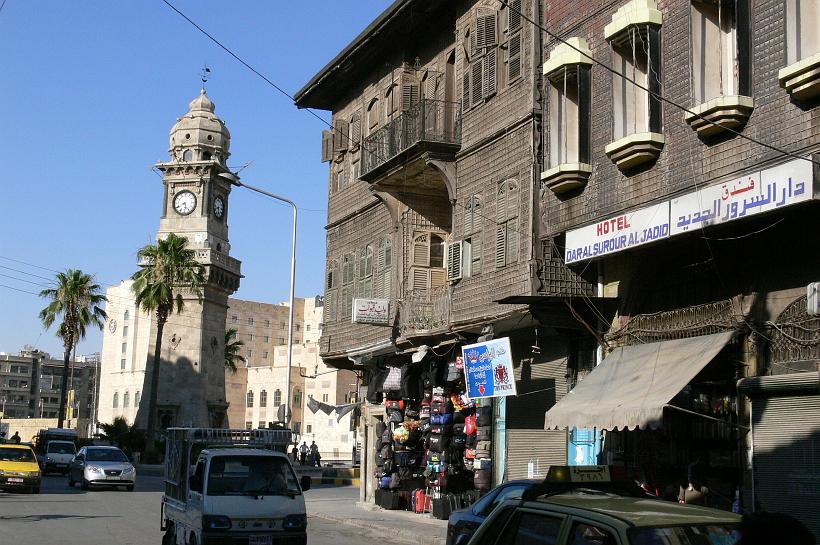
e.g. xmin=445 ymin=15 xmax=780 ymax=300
xmin=461 ymin=337 xmax=517 ymax=399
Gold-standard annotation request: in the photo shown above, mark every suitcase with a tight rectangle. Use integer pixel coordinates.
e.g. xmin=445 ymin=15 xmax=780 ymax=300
xmin=432 ymin=495 xmax=453 ymax=520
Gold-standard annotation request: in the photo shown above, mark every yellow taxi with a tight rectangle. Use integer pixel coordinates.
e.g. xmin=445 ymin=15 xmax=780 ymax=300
xmin=0 ymin=443 xmax=42 ymax=493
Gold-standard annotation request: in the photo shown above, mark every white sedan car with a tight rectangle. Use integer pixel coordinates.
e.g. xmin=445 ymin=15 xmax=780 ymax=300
xmin=68 ymin=446 xmax=136 ymax=491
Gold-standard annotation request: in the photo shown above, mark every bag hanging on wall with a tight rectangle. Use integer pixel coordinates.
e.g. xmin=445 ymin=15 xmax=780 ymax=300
xmin=383 ymin=366 xmax=403 ymax=391
xmin=446 ymin=360 xmax=461 ymax=383
xmin=466 ymin=434 xmax=478 ymax=448
xmin=386 ymin=399 xmax=405 ymax=411
xmin=476 ymin=405 xmax=493 ymax=426
xmin=428 ymin=434 xmax=451 ymax=452
xmin=476 ymin=426 xmax=492 ymax=441
xmin=430 ymin=424 xmax=452 ymax=436
xmin=431 ymin=413 xmax=454 ymax=425
xmin=474 ymin=469 xmax=491 ymax=490
xmin=387 ymin=409 xmax=404 ymax=423
xmin=381 ymin=428 xmax=393 ymax=446
xmin=405 ymin=408 xmax=420 ymax=419
xmin=431 ymin=400 xmax=454 ymax=415
xmin=453 ymin=410 xmax=466 ymax=424
xmin=380 ymin=475 xmax=392 ymax=489
xmin=420 ymin=406 xmax=431 ymax=419
xmin=452 ymin=423 xmax=466 ymax=435
xmin=393 ymin=425 xmax=410 ymax=444
xmin=375 ymin=420 xmax=387 ymax=439
xmin=375 ymin=452 xmax=384 ymax=467
xmin=451 ymin=434 xmax=467 ymax=448
xmin=463 ymin=458 xmax=474 ymax=471
xmin=465 ymin=414 xmax=477 ymax=435
xmin=475 ymin=442 xmax=491 ymax=459
xmin=395 ymin=450 xmax=421 ymax=467
xmin=465 ymin=448 xmax=476 ymax=460
xmin=419 ymin=419 xmax=432 ymax=433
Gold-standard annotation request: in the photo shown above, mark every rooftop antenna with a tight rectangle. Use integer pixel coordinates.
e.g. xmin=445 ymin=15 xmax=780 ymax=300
xmin=200 ymin=64 xmax=211 ymax=91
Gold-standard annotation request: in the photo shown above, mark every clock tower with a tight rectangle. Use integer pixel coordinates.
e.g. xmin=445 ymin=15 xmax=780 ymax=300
xmin=147 ymin=89 xmax=242 ymax=429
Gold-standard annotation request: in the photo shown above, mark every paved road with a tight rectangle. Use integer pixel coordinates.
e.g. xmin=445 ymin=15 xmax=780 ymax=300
xmin=0 ymin=474 xmax=371 ymax=545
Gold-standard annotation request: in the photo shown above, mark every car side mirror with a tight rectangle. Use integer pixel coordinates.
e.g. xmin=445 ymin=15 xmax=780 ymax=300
xmin=454 ymin=534 xmax=470 ymax=545
xmin=300 ymin=475 xmax=311 ymax=492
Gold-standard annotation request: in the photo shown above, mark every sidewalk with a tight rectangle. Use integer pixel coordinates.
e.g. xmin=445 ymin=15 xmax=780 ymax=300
xmin=307 ymin=488 xmax=447 ymax=545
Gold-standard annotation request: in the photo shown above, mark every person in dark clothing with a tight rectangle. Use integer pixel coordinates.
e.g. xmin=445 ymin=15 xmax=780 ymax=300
xmin=10 ymin=431 xmax=21 ymax=444
xmin=290 ymin=446 xmax=298 ymax=464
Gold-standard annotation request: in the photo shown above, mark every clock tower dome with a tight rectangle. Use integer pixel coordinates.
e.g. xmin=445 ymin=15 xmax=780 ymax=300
xmin=146 ymin=89 xmax=242 ymax=429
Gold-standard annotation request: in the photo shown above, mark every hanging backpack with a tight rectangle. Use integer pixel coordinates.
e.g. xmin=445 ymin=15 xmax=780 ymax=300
xmin=381 ymin=427 xmax=393 ymax=446
xmin=445 ymin=361 xmax=461 ymax=383
xmin=387 ymin=409 xmax=404 ymax=423
xmin=476 ymin=426 xmax=492 ymax=441
xmin=367 ymin=367 xmax=389 ymax=404
xmin=386 ymin=399 xmax=405 ymax=411
xmin=420 ymin=405 xmax=431 ymax=419
xmin=465 ymin=414 xmax=477 ymax=435
xmin=428 ymin=434 xmax=451 ymax=452
xmin=389 ymin=472 xmax=401 ymax=490
xmin=466 ymin=434 xmax=478 ymax=448
xmin=431 ymin=399 xmax=454 ymax=415
xmin=452 ymin=434 xmax=467 ymax=448
xmin=375 ymin=420 xmax=387 ymax=439
xmin=475 ymin=441 xmax=492 ymax=459
xmin=476 ymin=405 xmax=493 ymax=427
xmin=430 ymin=424 xmax=452 ymax=436
xmin=419 ymin=419 xmax=432 ymax=433
xmin=465 ymin=448 xmax=476 ymax=460
xmin=452 ymin=423 xmax=466 ymax=435
xmin=431 ymin=413 xmax=453 ymax=425
xmin=380 ymin=475 xmax=392 ymax=489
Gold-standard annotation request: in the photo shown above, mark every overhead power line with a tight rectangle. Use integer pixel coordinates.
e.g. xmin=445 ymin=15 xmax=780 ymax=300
xmin=497 ymin=0 xmax=820 ymax=168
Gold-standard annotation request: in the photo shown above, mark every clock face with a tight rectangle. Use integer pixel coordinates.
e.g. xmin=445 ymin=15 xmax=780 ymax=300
xmin=173 ymin=191 xmax=197 ymax=215
xmin=213 ymin=196 xmax=225 ymax=219
xmin=108 ymin=319 xmax=117 ymax=333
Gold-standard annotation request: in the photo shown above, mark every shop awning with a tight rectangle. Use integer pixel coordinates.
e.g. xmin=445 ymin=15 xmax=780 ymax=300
xmin=543 ymin=331 xmax=735 ymax=431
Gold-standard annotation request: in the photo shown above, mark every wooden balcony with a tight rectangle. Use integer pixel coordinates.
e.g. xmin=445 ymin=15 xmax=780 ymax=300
xmin=398 ymin=287 xmax=451 ymax=336
xmin=361 ymin=99 xmax=461 ymax=182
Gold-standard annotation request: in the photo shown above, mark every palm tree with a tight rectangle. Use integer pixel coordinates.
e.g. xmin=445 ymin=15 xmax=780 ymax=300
xmin=224 ymin=328 xmax=246 ymax=374
xmin=131 ymin=233 xmax=205 ymax=445
xmin=39 ymin=269 xmax=107 ymax=429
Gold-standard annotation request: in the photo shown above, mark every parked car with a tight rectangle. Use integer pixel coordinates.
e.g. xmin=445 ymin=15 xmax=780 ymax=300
xmin=460 ymin=466 xmax=740 ymax=545
xmin=0 ymin=444 xmax=42 ymax=493
xmin=68 ymin=446 xmax=136 ymax=491
xmin=447 ymin=479 xmax=538 ymax=545
xmin=40 ymin=440 xmax=77 ymax=475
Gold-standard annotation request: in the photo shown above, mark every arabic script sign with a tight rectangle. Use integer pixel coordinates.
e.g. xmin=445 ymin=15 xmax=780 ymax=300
xmin=352 ymin=298 xmax=390 ymax=326
xmin=564 ymin=202 xmax=670 ymax=264
xmin=461 ymin=337 xmax=517 ymax=399
xmin=671 ymin=159 xmax=814 ymax=235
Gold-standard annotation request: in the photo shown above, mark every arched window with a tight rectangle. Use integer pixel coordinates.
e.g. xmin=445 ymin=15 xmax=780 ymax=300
xmin=274 ymin=389 xmax=282 ymax=407
xmin=367 ymin=98 xmax=380 ymax=131
xmin=326 ymin=261 xmax=338 ymax=290
xmin=112 ymin=392 xmax=119 ymax=409
xmin=293 ymin=390 xmax=302 ymax=407
xmin=123 ymin=309 xmax=129 ymax=320
xmin=259 ymin=390 xmax=267 ymax=407
xmin=350 ymin=112 xmax=362 ymax=147
xmin=123 ymin=391 xmax=130 ymax=408
xmin=247 ymin=390 xmax=254 ymax=407
xmin=385 ymin=84 xmax=400 ymax=118
xmin=409 ymin=232 xmax=447 ymax=292
xmin=182 ymin=149 xmax=193 ymax=162
xmin=202 ymin=151 xmax=212 ymax=161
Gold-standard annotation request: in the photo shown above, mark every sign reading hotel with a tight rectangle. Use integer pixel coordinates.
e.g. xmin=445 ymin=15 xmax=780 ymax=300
xmin=671 ymin=158 xmax=814 ymax=235
xmin=352 ymin=298 xmax=390 ymax=325
xmin=462 ymin=337 xmax=517 ymax=399
xmin=564 ymin=202 xmax=670 ymax=264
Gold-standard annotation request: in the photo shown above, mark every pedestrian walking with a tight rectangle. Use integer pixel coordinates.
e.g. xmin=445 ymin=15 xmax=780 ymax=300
xmin=291 ymin=445 xmax=298 ymax=464
xmin=299 ymin=441 xmax=308 ymax=466
xmin=10 ymin=431 xmax=21 ymax=444
xmin=310 ymin=441 xmax=319 ymax=467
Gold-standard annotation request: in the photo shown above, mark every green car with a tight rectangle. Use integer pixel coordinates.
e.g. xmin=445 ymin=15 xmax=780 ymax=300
xmin=462 ymin=467 xmax=740 ymax=545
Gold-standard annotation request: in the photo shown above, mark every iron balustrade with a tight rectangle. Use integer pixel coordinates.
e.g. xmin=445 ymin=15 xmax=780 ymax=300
xmin=362 ymin=99 xmax=461 ymax=179
xmin=399 ymin=286 xmax=451 ymax=335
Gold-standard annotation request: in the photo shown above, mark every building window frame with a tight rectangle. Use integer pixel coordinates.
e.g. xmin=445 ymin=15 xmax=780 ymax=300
xmin=495 ymin=179 xmax=519 ymax=268
xmin=274 ymin=389 xmax=282 ymax=407
xmin=246 ymin=390 xmax=254 ymax=408
xmin=462 ymin=195 xmax=483 ymax=277
xmin=259 ymin=390 xmax=267 ymax=408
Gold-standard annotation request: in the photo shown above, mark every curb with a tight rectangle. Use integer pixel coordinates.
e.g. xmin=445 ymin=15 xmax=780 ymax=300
xmin=318 ymin=477 xmax=360 ymax=486
xmin=309 ymin=511 xmax=445 ymax=545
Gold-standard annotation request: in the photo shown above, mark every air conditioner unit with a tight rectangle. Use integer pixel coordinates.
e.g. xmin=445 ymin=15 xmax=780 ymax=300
xmin=447 ymin=241 xmax=463 ymax=282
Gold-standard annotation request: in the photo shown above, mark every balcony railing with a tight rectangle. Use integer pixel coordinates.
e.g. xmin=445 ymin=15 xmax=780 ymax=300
xmin=399 ymin=287 xmax=451 ymax=336
xmin=361 ymin=99 xmax=461 ymax=180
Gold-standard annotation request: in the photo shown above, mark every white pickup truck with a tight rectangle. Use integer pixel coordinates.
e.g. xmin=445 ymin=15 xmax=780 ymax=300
xmin=161 ymin=428 xmax=310 ymax=545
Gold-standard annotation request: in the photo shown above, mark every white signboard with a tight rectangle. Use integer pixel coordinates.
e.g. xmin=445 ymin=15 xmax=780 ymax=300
xmin=671 ymin=158 xmax=814 ymax=235
xmin=462 ymin=337 xmax=517 ymax=399
xmin=352 ymin=298 xmax=390 ymax=325
xmin=564 ymin=201 xmax=670 ymax=264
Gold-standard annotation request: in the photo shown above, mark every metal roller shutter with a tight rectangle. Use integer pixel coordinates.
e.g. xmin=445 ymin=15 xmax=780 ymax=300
xmin=505 ymin=354 xmax=568 ymax=481
xmin=752 ymin=394 xmax=820 ymax=539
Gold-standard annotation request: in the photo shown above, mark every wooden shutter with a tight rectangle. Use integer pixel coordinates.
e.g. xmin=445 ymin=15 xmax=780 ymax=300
xmin=325 ymin=290 xmax=336 ymax=322
xmin=496 ymin=184 xmax=507 ymax=223
xmin=508 ymin=33 xmax=522 ymax=81
xmin=483 ymin=47 xmax=497 ymax=97
xmin=424 ymin=73 xmax=438 ymax=99
xmin=463 ymin=198 xmax=473 ymax=236
xmin=365 ymin=245 xmax=374 ymax=276
xmin=351 ymin=112 xmax=362 ymax=146
xmin=506 ymin=222 xmax=518 ymax=264
xmin=472 ymin=60 xmax=483 ymax=103
xmin=477 ymin=10 xmax=497 ymax=49
xmin=410 ymin=266 xmax=430 ymax=293
xmin=462 ymin=68 xmax=471 ymax=109
xmin=447 ymin=241 xmax=463 ymax=282
xmin=368 ymin=99 xmax=379 ymax=129
xmin=472 ymin=234 xmax=482 ymax=275
xmin=382 ymin=239 xmax=392 ymax=298
xmin=412 ymin=234 xmax=430 ymax=266
xmin=401 ymin=74 xmax=420 ymax=111
xmin=430 ymin=269 xmax=447 ymax=289
xmin=321 ymin=130 xmax=332 ymax=162
xmin=333 ymin=119 xmax=349 ymax=153
xmin=508 ymin=0 xmax=522 ymax=32
xmin=506 ymin=180 xmax=519 ymax=219
xmin=495 ymin=224 xmax=507 ymax=268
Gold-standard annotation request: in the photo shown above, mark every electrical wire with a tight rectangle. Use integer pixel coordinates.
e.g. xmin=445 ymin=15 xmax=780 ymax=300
xmin=497 ymin=0 xmax=820 ymax=168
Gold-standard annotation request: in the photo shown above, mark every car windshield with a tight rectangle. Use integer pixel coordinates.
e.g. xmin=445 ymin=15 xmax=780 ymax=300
xmin=0 ymin=447 xmax=36 ymax=462
xmin=86 ymin=449 xmax=128 ymax=462
xmin=629 ymin=524 xmax=740 ymax=545
xmin=206 ymin=455 xmax=299 ymax=496
xmin=47 ymin=442 xmax=76 ymax=455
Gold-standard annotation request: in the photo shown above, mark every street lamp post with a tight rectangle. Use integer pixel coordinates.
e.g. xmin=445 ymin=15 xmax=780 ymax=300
xmin=218 ymin=172 xmax=297 ymax=432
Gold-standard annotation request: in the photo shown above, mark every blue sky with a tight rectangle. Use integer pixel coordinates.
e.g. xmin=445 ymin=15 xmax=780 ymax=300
xmin=0 ymin=0 xmax=392 ymax=357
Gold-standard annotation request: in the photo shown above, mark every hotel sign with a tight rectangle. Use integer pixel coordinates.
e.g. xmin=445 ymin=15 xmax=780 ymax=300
xmin=564 ymin=202 xmax=670 ymax=264
xmin=352 ymin=298 xmax=390 ymax=326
